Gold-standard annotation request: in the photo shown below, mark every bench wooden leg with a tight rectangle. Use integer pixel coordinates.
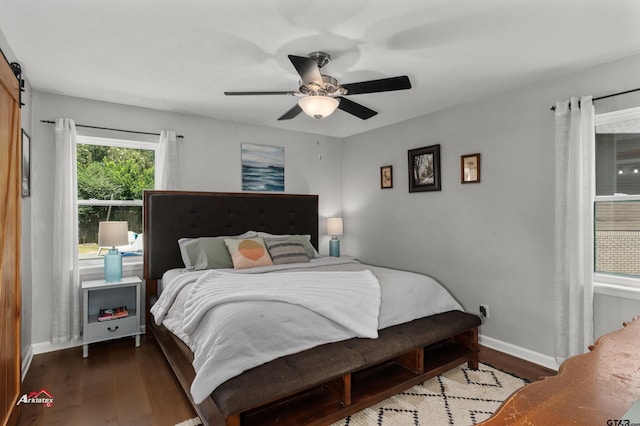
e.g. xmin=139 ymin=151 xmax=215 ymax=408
xmin=325 ymin=374 xmax=351 ymax=407
xmin=454 ymin=328 xmax=479 ymax=370
xmin=225 ymin=413 xmax=241 ymax=426
xmin=394 ymin=348 xmax=424 ymax=374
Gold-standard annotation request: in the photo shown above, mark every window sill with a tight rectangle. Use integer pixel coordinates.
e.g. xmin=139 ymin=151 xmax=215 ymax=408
xmin=594 ymin=282 xmax=640 ymax=301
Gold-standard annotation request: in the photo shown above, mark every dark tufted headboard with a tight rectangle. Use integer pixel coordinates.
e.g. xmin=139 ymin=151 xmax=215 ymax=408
xmin=143 ymin=190 xmax=319 ymax=281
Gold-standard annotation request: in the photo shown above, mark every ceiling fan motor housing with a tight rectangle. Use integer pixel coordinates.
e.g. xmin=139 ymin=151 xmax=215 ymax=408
xmin=299 ymin=75 xmax=346 ymax=96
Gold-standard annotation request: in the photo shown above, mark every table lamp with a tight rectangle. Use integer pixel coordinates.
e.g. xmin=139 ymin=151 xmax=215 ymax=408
xmin=98 ymin=221 xmax=128 ymax=282
xmin=326 ymin=217 xmax=343 ymax=257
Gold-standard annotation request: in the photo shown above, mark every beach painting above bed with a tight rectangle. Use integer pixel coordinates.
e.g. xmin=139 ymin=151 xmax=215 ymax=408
xmin=241 ymin=143 xmax=285 ymax=192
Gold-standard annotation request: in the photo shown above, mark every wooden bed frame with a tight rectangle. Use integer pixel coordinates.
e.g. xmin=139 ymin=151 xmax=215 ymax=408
xmin=143 ymin=190 xmax=480 ymax=425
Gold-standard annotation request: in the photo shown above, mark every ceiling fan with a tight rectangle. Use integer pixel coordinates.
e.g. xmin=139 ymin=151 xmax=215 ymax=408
xmin=224 ymin=51 xmax=411 ymax=121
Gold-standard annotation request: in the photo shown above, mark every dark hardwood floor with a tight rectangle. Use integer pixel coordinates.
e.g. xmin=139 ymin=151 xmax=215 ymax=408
xmin=478 ymin=345 xmax=557 ymax=383
xmin=17 ymin=335 xmax=195 ymax=426
xmin=17 ymin=336 xmax=555 ymax=426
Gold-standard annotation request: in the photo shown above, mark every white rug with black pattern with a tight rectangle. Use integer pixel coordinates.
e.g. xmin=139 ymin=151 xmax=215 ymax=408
xmin=176 ymin=363 xmax=527 ymax=426
xmin=332 ymin=363 xmax=527 ymax=426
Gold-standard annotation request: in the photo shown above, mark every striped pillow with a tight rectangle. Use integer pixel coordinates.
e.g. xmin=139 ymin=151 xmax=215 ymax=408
xmin=264 ymin=239 xmax=310 ymax=265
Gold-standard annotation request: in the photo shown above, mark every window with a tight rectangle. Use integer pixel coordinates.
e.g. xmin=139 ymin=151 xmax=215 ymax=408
xmin=594 ymin=108 xmax=640 ymax=284
xmin=77 ymin=136 xmax=157 ymax=259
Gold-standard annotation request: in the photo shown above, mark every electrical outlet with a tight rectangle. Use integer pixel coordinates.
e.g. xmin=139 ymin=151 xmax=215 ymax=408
xmin=480 ymin=304 xmax=489 ymax=319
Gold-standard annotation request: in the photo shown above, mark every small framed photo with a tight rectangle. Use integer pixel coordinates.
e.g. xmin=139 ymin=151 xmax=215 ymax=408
xmin=21 ymin=129 xmax=30 ymax=198
xmin=380 ymin=165 xmax=393 ymax=189
xmin=408 ymin=144 xmax=441 ymax=192
xmin=461 ymin=153 xmax=480 ymax=184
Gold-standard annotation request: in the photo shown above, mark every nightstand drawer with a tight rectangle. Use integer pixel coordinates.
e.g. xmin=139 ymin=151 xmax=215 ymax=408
xmin=85 ymin=316 xmax=138 ymax=343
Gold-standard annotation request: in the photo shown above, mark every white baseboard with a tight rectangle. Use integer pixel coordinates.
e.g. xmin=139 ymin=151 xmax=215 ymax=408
xmin=31 ymin=340 xmax=83 ymax=355
xmin=21 ymin=345 xmax=33 ymax=382
xmin=479 ymin=334 xmax=559 ymax=371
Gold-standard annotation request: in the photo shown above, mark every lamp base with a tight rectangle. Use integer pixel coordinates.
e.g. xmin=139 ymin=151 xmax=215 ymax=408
xmin=329 ymin=237 xmax=340 ymax=257
xmin=104 ymin=248 xmax=123 ymax=282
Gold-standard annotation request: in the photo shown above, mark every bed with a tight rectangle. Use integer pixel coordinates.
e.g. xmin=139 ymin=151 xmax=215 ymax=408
xmin=143 ymin=190 xmax=481 ymax=426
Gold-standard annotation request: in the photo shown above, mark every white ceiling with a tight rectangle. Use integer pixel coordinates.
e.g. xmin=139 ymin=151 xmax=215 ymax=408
xmin=2 ymin=0 xmax=640 ymax=138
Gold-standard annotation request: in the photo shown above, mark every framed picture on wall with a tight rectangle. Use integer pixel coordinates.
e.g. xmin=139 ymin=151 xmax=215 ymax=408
xmin=241 ymin=143 xmax=285 ymax=192
xmin=380 ymin=165 xmax=393 ymax=189
xmin=461 ymin=153 xmax=481 ymax=184
xmin=408 ymin=144 xmax=441 ymax=192
xmin=21 ymin=129 xmax=30 ymax=198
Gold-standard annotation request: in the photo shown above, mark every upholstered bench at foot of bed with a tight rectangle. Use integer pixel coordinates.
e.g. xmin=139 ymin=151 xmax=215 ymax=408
xmin=212 ymin=310 xmax=481 ymax=421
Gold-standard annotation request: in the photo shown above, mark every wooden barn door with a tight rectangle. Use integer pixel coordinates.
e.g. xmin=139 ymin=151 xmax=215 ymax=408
xmin=0 ymin=55 xmax=22 ymax=426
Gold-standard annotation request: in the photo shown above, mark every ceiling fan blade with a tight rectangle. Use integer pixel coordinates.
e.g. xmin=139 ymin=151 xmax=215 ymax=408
xmin=288 ymin=55 xmax=323 ymax=85
xmin=224 ymin=91 xmax=296 ymax=96
xmin=341 ymin=76 xmax=411 ymax=95
xmin=337 ymin=97 xmax=378 ymax=120
xmin=277 ymin=104 xmax=303 ymax=121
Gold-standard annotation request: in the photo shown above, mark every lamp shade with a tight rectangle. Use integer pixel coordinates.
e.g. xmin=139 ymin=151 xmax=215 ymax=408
xmin=98 ymin=221 xmax=129 ymax=248
xmin=326 ymin=218 xmax=343 ymax=236
xmin=298 ymin=96 xmax=339 ymax=119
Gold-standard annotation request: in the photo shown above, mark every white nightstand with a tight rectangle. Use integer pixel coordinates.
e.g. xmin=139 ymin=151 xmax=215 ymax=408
xmin=82 ymin=276 xmax=142 ymax=358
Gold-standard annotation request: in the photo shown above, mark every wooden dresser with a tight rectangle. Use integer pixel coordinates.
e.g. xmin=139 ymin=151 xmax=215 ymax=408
xmin=481 ymin=316 xmax=640 ymax=425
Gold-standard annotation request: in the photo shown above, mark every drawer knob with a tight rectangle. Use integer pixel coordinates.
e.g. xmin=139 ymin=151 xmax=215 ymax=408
xmin=107 ymin=326 xmax=119 ymax=332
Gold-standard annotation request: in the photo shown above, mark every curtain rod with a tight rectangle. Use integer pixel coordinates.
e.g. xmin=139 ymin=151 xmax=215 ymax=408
xmin=549 ymin=87 xmax=640 ymax=111
xmin=40 ymin=120 xmax=184 ymax=139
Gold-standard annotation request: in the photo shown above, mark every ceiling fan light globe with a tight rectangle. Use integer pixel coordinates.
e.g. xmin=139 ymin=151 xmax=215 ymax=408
xmin=298 ymin=96 xmax=339 ymax=119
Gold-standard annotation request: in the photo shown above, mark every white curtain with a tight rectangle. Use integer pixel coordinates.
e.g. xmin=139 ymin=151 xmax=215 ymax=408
xmin=554 ymin=96 xmax=595 ymax=362
xmin=51 ymin=118 xmax=81 ymax=343
xmin=155 ymin=130 xmax=179 ymax=189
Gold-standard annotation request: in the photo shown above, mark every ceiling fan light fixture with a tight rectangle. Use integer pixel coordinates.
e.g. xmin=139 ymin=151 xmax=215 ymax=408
xmin=298 ymin=96 xmax=339 ymax=119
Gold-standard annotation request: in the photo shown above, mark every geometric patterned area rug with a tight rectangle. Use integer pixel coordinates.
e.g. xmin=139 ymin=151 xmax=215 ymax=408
xmin=175 ymin=363 xmax=528 ymax=426
xmin=331 ymin=363 xmax=528 ymax=426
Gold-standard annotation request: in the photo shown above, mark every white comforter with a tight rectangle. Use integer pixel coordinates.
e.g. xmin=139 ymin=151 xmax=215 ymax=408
xmin=151 ymin=257 xmax=463 ymax=404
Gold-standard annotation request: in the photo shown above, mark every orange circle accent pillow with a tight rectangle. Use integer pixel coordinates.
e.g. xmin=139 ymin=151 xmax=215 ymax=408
xmin=238 ymin=239 xmax=266 ymax=261
xmin=224 ymin=237 xmax=273 ymax=269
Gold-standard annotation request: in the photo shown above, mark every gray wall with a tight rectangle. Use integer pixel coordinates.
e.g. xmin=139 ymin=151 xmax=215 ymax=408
xmin=28 ymin=92 xmax=344 ymax=348
xmin=341 ymin=53 xmax=640 ymax=365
